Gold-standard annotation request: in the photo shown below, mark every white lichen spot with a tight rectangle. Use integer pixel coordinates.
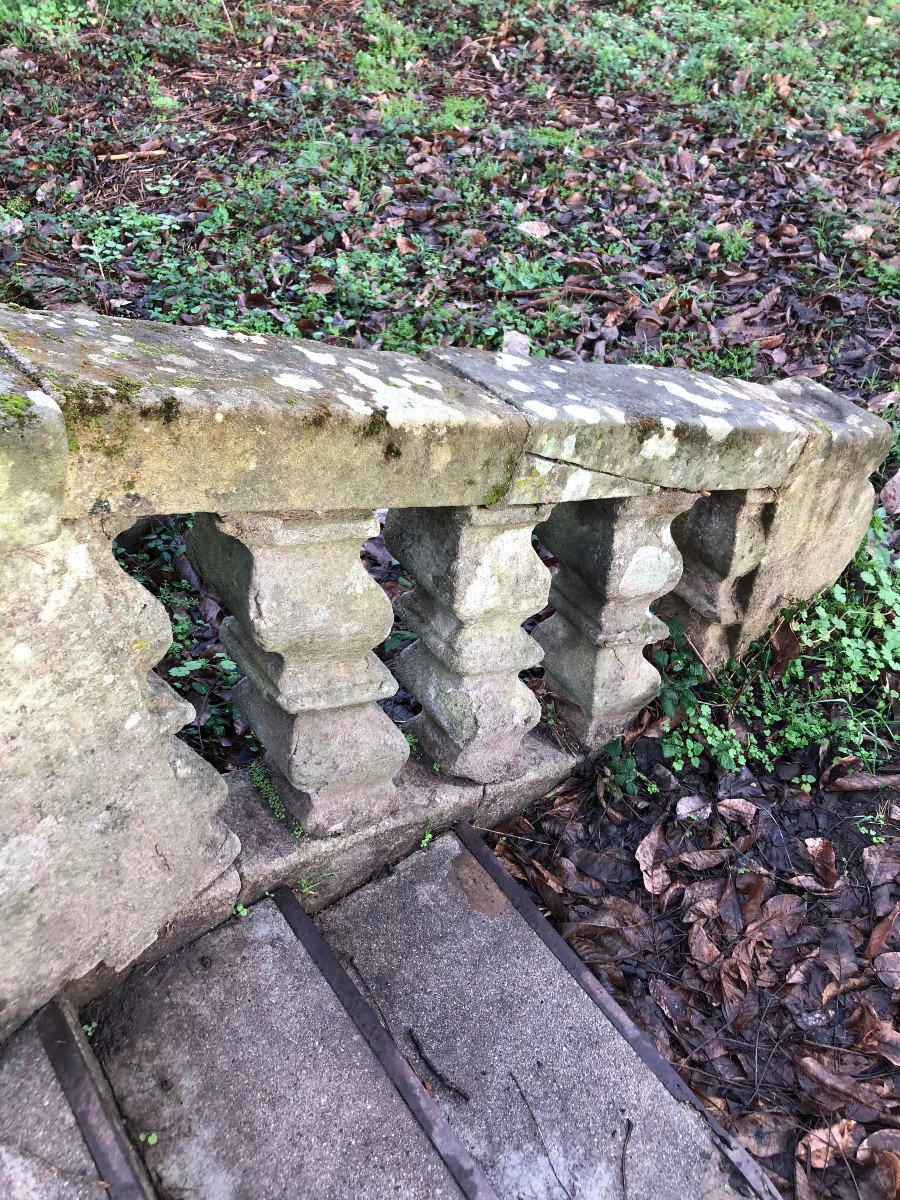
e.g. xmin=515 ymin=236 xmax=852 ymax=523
xmin=561 ymin=433 xmax=578 ymax=458
xmin=72 ymin=317 xmax=100 ymax=328
xmin=162 ymin=355 xmax=198 ymax=369
xmin=25 ymin=389 xmax=54 ymax=409
xmin=639 ymin=417 xmax=679 ymax=460
xmin=633 ymin=375 xmax=650 ymax=384
xmin=700 ymin=415 xmax=733 ymax=441
xmin=760 ymin=409 xmax=802 ymax=433
xmin=171 ymin=386 xmax=195 ymax=400
xmin=198 ymin=327 xmax=230 ymax=339
xmin=506 ymin=379 xmax=535 ymax=394
xmin=337 ymin=390 xmax=373 ymax=416
xmin=110 ymin=334 xmax=134 ymax=344
xmin=560 ymin=468 xmax=598 ymax=502
xmin=548 ymin=364 xmax=567 ymax=374
xmin=541 ymin=379 xmax=561 ymax=391
xmin=349 ymin=356 xmax=373 ymax=369
xmin=214 ymin=411 xmax=225 ymax=422
xmin=602 ymin=404 xmax=627 ymax=424
xmin=495 ymin=352 xmax=530 ymax=372
xmin=524 ymin=399 xmax=558 ymax=419
xmin=10 ymin=643 xmax=32 ymax=665
xmin=219 ymin=347 xmax=256 ymax=363
xmin=123 ymin=712 xmax=141 ymax=731
xmin=655 ymin=379 xmax=730 ymax=411
xmin=563 ymin=403 xmax=600 ymax=423
xmin=619 ymin=546 xmax=677 ymax=597
xmin=402 ymin=373 xmax=443 ymax=391
xmin=298 ymin=346 xmax=337 ymax=366
xmin=272 ymin=372 xmax=324 ymax=392
xmin=157 ymin=367 xmax=177 ymax=374
xmin=341 ymin=365 xmax=463 ymax=424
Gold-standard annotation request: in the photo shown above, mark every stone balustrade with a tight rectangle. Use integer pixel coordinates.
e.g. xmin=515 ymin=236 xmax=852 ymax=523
xmin=0 ymin=302 xmax=890 ymax=1039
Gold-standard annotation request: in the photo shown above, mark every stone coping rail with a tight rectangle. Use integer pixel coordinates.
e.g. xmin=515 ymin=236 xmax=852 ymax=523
xmin=0 ymin=302 xmax=890 ymax=1040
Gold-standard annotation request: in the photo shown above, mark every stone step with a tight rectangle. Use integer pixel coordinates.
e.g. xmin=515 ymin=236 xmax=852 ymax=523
xmin=318 ymin=830 xmax=772 ymax=1200
xmin=88 ymin=898 xmax=479 ymax=1199
xmin=51 ymin=828 xmax=773 ymax=1200
xmin=0 ymin=1021 xmax=104 ymax=1200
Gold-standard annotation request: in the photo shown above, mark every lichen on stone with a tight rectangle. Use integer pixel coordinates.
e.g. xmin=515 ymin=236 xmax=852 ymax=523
xmin=0 ymin=393 xmax=35 ymax=429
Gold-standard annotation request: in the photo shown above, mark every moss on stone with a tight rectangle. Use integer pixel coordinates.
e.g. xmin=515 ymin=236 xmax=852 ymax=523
xmin=0 ymin=393 xmax=35 ymax=428
xmin=634 ymin=416 xmax=662 ymax=444
xmin=482 ymin=451 xmax=520 ymax=506
xmin=357 ymin=407 xmax=390 ymax=439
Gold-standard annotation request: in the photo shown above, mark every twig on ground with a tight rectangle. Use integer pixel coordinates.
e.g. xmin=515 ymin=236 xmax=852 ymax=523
xmin=620 ymin=1118 xmax=632 ymax=1200
xmin=510 ymin=1071 xmax=573 ymax=1200
xmin=407 ymin=1028 xmax=470 ymax=1102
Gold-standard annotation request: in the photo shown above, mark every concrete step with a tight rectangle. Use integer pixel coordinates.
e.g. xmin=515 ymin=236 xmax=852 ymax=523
xmin=33 ymin=827 xmax=773 ymax=1200
xmin=0 ymin=1022 xmax=104 ymax=1200
xmin=318 ymin=831 xmax=771 ymax=1200
xmin=88 ymin=898 xmax=477 ymax=1200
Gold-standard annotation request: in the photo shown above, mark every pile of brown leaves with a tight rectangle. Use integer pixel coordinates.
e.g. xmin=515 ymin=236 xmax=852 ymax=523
xmin=498 ymin=751 xmax=900 ymax=1198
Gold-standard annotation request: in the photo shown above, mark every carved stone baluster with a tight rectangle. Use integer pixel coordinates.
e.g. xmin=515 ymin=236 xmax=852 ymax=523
xmin=660 ymin=488 xmax=777 ymax=667
xmin=533 ymin=491 xmax=698 ymax=750
xmin=383 ymin=504 xmax=553 ymax=783
xmin=188 ymin=511 xmax=409 ymax=837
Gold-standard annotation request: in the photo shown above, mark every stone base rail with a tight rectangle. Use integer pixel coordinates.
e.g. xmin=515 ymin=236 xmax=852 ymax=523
xmin=0 ymin=303 xmax=889 ymax=1039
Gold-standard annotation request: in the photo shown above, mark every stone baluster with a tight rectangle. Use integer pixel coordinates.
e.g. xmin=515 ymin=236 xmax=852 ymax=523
xmin=660 ymin=488 xmax=777 ymax=667
xmin=188 ymin=511 xmax=409 ymax=838
xmin=383 ymin=504 xmax=553 ymax=783
xmin=533 ymin=491 xmax=698 ymax=751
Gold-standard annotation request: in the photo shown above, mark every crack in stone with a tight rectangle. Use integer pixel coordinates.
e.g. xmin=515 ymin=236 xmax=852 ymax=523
xmin=526 ymin=451 xmax=654 ymax=492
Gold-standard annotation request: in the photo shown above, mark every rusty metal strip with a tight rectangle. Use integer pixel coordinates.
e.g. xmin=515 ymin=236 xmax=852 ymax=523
xmin=454 ymin=821 xmax=781 ymax=1200
xmin=273 ymin=886 xmax=498 ymax=1200
xmin=35 ymin=1000 xmax=153 ymax=1200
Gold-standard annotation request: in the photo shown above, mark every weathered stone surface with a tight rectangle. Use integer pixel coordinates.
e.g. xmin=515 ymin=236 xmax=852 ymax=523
xmin=188 ymin=511 xmax=409 ymax=837
xmin=319 ymin=834 xmax=762 ymax=1200
xmin=0 ymin=361 xmax=67 ymax=553
xmin=222 ymin=762 xmax=482 ymax=908
xmin=0 ymin=301 xmax=890 ymax=1044
xmin=91 ymin=900 xmax=462 ymax=1200
xmin=429 ymin=346 xmax=816 ymax=496
xmin=535 ymin=492 xmax=698 ymax=749
xmin=474 ymin=730 xmax=579 ymax=829
xmin=0 ymin=1023 xmax=101 ymax=1199
xmin=0 ymin=305 xmax=528 ymax=521
xmin=0 ymin=522 xmax=236 ymax=1039
xmin=385 ymin=504 xmax=552 ymax=781
xmin=65 ymin=866 xmax=242 ymax=1010
xmin=667 ymin=378 xmax=891 ymax=663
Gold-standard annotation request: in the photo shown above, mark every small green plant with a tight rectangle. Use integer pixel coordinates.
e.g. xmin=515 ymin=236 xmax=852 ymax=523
xmin=137 ymin=1132 xmax=159 ymax=1146
xmin=790 ymin=773 xmax=817 ymax=794
xmin=404 ymin=731 xmax=418 ymax=751
xmin=419 ymin=826 xmax=434 ymax=850
xmin=855 ymin=806 xmax=889 ymax=845
xmin=296 ymin=869 xmax=337 ymax=896
xmin=233 ymin=903 xmax=249 ymax=918
xmin=250 ymin=760 xmax=286 ymax=822
xmin=81 ymin=1020 xmax=98 ymax=1038
xmin=432 ymin=762 xmax=441 ymax=774
xmin=602 ymin=739 xmax=657 ymax=796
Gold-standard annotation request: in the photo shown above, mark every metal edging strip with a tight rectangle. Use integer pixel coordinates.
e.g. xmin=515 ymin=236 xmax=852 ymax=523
xmin=454 ymin=820 xmax=782 ymax=1200
xmin=273 ymin=886 xmax=499 ymax=1200
xmin=35 ymin=1000 xmax=152 ymax=1200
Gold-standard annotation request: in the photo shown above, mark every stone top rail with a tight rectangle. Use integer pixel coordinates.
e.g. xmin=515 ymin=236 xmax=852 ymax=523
xmin=0 ymin=301 xmax=891 ymax=1043
xmin=0 ymin=303 xmax=886 ymax=540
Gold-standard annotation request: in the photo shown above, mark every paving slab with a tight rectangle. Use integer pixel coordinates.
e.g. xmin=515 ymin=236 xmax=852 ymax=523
xmin=90 ymin=899 xmax=464 ymax=1200
xmin=318 ymin=833 xmax=763 ymax=1200
xmin=0 ymin=1022 xmax=102 ymax=1199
